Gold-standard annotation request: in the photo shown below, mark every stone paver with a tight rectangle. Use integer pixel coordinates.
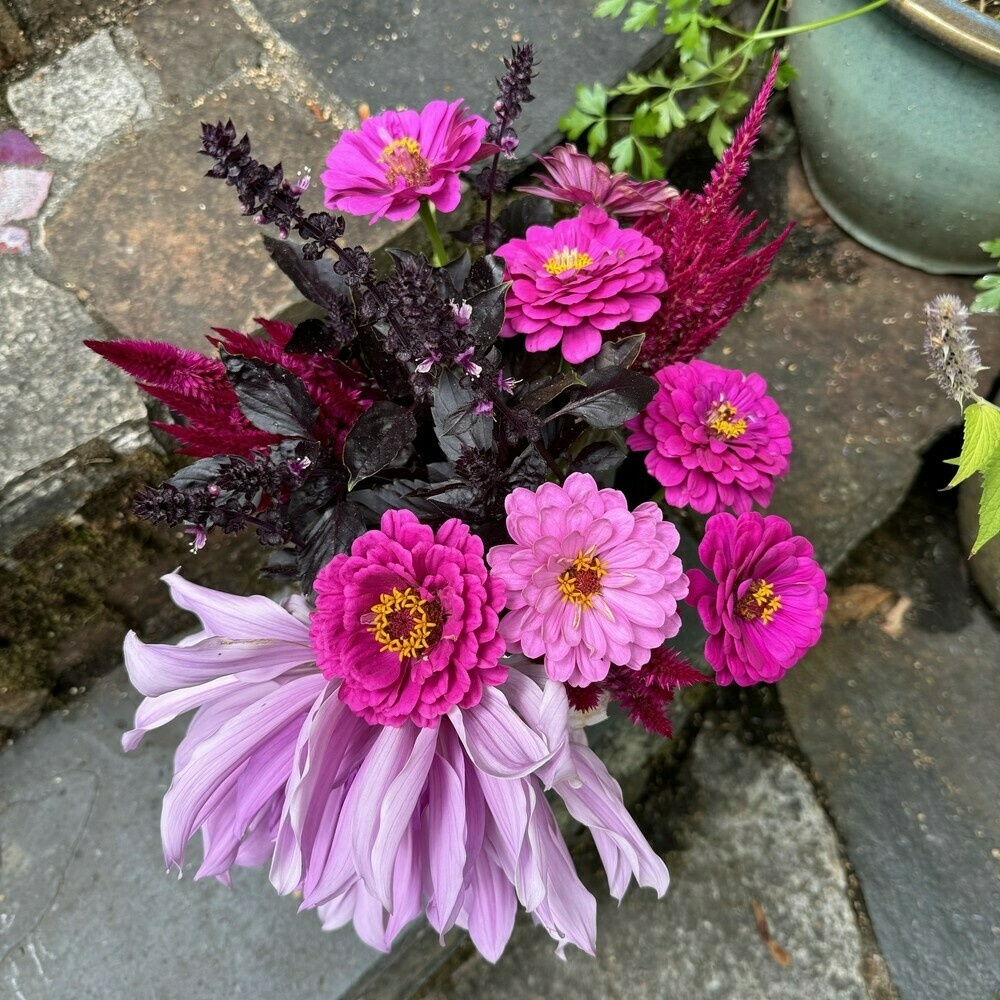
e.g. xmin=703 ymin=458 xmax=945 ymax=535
xmin=6 ymin=30 xmax=153 ymax=160
xmin=253 ymin=0 xmax=665 ymax=158
xmin=0 ymin=258 xmax=147 ymax=495
xmin=425 ymin=724 xmax=870 ymax=1000
xmin=0 ymin=667 xmax=384 ymax=1000
xmin=780 ymin=485 xmax=1000 ymax=1000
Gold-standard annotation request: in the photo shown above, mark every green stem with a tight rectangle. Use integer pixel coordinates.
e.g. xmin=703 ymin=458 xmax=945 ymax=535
xmin=418 ymin=199 xmax=447 ymax=267
xmin=719 ymin=0 xmax=891 ymax=41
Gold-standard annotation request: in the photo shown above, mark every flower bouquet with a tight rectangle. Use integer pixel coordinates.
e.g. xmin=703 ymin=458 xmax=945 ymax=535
xmin=87 ymin=46 xmax=827 ymax=960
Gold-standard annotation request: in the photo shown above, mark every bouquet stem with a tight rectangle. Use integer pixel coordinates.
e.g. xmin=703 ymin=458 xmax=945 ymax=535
xmin=418 ymin=199 xmax=448 ymax=266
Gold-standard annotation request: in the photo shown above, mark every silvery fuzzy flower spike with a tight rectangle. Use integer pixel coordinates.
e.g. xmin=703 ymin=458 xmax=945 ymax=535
xmin=922 ymin=293 xmax=988 ymax=407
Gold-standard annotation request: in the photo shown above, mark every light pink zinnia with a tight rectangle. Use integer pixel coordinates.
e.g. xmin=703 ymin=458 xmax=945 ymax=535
xmin=122 ymin=577 xmax=668 ymax=960
xmin=495 ymin=205 xmax=667 ymax=364
xmin=686 ymin=512 xmax=827 ymax=686
xmin=310 ymin=509 xmax=506 ymax=728
xmin=487 ymin=472 xmax=688 ymax=687
xmin=322 ymin=99 xmax=491 ymax=223
xmin=516 ymin=143 xmax=678 ymax=218
xmin=626 ymin=359 xmax=791 ymax=515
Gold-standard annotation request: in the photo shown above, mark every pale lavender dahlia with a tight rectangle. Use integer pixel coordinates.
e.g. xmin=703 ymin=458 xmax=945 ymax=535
xmin=322 ymin=99 xmax=491 ymax=222
xmin=495 ymin=205 xmax=666 ymax=364
xmin=686 ymin=512 xmax=827 ymax=686
xmin=626 ymin=359 xmax=791 ymax=515
xmin=123 ymin=577 xmax=668 ymax=960
xmin=310 ymin=509 xmax=506 ymax=728
xmin=487 ymin=472 xmax=688 ymax=687
xmin=516 ymin=143 xmax=679 ymax=218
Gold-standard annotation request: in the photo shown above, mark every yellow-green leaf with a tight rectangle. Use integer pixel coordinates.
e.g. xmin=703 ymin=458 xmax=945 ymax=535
xmin=947 ymin=402 xmax=1000 ymax=488
xmin=971 ymin=454 xmax=1000 ymax=555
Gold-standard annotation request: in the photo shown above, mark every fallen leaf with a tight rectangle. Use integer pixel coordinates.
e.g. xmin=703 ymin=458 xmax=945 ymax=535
xmin=880 ymin=595 xmax=913 ymax=639
xmin=825 ymin=583 xmax=894 ymax=625
xmin=751 ymin=898 xmax=792 ymax=967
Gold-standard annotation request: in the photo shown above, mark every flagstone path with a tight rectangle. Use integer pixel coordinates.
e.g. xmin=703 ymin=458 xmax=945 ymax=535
xmin=1 ymin=1 xmax=998 ymax=998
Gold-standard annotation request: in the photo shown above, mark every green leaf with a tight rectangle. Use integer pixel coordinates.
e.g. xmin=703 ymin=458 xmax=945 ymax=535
xmin=575 ymin=83 xmax=608 ymax=117
xmin=775 ymin=58 xmax=798 ymax=88
xmin=687 ymin=93 xmax=719 ymax=123
xmin=631 ymin=102 xmax=662 ymax=138
xmin=559 ymin=106 xmax=597 ymax=140
xmin=979 ymin=237 xmax=1000 ymax=261
xmin=947 ymin=402 xmax=1000 ymax=488
xmin=972 ymin=454 xmax=1000 ymax=555
xmin=971 ymin=273 xmax=1000 ymax=314
xmin=706 ymin=111 xmax=733 ymax=158
xmin=588 ymin=118 xmax=609 ymax=151
xmin=623 ymin=0 xmax=660 ymax=31
xmin=594 ymin=0 xmax=629 ymax=17
xmin=609 ymin=136 xmax=635 ymax=173
xmin=634 ymin=138 xmax=665 ymax=179
xmin=678 ymin=17 xmax=706 ymax=58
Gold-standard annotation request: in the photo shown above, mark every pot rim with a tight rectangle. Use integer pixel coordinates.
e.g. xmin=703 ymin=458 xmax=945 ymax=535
xmin=890 ymin=0 xmax=1000 ymax=69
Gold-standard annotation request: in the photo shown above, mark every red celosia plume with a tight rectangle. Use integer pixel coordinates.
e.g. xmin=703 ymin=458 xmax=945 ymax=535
xmin=635 ymin=56 xmax=792 ymax=371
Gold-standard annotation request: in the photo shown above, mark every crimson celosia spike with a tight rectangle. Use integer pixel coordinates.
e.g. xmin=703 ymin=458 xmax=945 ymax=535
xmin=84 ymin=338 xmax=221 ymax=393
xmin=697 ymin=54 xmax=781 ymax=219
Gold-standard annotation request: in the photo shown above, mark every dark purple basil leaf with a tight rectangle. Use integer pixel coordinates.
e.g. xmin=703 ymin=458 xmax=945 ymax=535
xmin=167 ymin=456 xmax=229 ymax=490
xmin=286 ymin=470 xmax=345 ymax=521
xmin=466 ymin=280 xmax=510 ymax=350
xmin=297 ymin=501 xmax=367 ymax=593
xmin=516 ymin=371 xmax=582 ymax=413
xmin=464 ymin=254 xmax=507 ymax=298
xmin=285 ymin=318 xmax=345 ymax=355
xmin=262 ymin=234 xmax=348 ymax=312
xmin=570 ymin=441 xmax=627 ymax=476
xmin=437 ymin=251 xmax=471 ymax=299
xmin=343 ymin=401 xmax=417 ymax=489
xmin=495 ymin=197 xmax=554 ymax=242
xmin=548 ymin=367 xmax=657 ymax=429
xmin=507 ymin=445 xmax=548 ymax=490
xmin=431 ymin=369 xmax=493 ymax=461
xmin=222 ymin=352 xmax=317 ymax=438
xmin=578 ymin=333 xmax=646 ymax=373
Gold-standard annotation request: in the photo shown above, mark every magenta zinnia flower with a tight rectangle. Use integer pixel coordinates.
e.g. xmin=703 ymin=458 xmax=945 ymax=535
xmin=487 ymin=473 xmax=688 ymax=687
xmin=322 ymin=99 xmax=491 ymax=223
xmin=516 ymin=143 xmax=678 ymax=218
xmin=123 ymin=576 xmax=668 ymax=960
xmin=626 ymin=359 xmax=791 ymax=515
xmin=310 ymin=509 xmax=507 ymax=728
xmin=495 ymin=205 xmax=666 ymax=364
xmin=686 ymin=512 xmax=827 ymax=686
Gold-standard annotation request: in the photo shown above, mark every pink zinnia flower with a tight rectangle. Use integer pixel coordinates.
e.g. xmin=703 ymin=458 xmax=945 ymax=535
xmin=310 ymin=509 xmax=507 ymax=728
xmin=686 ymin=512 xmax=827 ymax=686
xmin=123 ymin=576 xmax=668 ymax=960
xmin=487 ymin=472 xmax=688 ymax=687
xmin=322 ymin=99 xmax=491 ymax=223
xmin=516 ymin=143 xmax=678 ymax=218
xmin=626 ymin=359 xmax=791 ymax=515
xmin=495 ymin=205 xmax=666 ymax=364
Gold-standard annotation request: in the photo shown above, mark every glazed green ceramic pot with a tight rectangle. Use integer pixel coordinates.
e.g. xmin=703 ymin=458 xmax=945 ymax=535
xmin=787 ymin=0 xmax=1000 ymax=274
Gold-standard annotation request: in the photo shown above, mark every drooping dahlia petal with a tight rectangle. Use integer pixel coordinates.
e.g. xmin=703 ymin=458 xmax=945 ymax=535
xmin=495 ymin=205 xmax=666 ymax=363
xmin=516 ymin=143 xmax=678 ymax=217
xmin=488 ymin=473 xmax=688 ymax=687
xmin=322 ymin=99 xmax=491 ymax=223
xmin=311 ymin=509 xmax=507 ymax=728
xmin=627 ymin=359 xmax=791 ymax=515
xmin=686 ymin=511 xmax=827 ymax=685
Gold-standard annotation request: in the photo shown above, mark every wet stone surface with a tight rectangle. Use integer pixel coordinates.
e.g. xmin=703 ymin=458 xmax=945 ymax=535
xmin=253 ymin=0 xmax=665 ymax=157
xmin=780 ymin=473 xmax=1000 ymax=1000
xmin=424 ymin=722 xmax=870 ymax=1000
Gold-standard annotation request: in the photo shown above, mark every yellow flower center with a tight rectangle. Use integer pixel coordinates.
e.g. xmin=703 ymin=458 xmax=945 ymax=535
xmin=736 ymin=579 xmax=781 ymax=624
xmin=557 ymin=550 xmax=608 ymax=609
xmin=707 ymin=399 xmax=747 ymax=440
xmin=367 ymin=586 xmax=442 ymax=660
xmin=379 ymin=136 xmax=431 ymax=188
xmin=544 ymin=247 xmax=593 ymax=276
